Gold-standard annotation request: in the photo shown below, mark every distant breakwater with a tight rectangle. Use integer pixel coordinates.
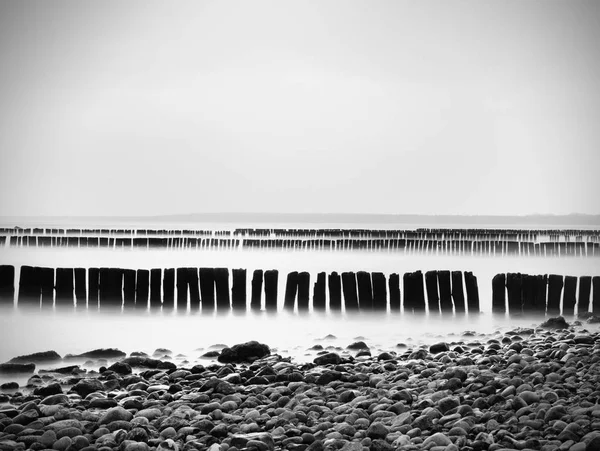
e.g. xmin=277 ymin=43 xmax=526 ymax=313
xmin=1 ymin=265 xmax=599 ymax=316
xmin=1 ymin=227 xmax=599 ymax=256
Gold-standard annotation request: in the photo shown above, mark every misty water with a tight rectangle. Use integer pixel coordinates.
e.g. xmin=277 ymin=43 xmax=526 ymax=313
xmin=1 ymin=221 xmax=599 ymax=385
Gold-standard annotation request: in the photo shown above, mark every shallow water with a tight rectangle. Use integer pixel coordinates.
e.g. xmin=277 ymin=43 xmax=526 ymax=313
xmin=1 ymin=221 xmax=599 ymax=386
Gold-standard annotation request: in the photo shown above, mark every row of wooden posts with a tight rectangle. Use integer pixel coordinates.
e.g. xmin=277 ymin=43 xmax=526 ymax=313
xmin=2 ymin=227 xmax=599 ymax=241
xmin=3 ymin=235 xmax=599 ymax=257
xmin=1 ymin=265 xmax=598 ymax=315
xmin=492 ymin=273 xmax=600 ymax=315
xmin=0 ymin=265 xmax=479 ymax=313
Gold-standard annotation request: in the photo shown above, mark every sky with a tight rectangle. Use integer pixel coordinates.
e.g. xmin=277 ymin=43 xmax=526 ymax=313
xmin=0 ymin=0 xmax=599 ymax=217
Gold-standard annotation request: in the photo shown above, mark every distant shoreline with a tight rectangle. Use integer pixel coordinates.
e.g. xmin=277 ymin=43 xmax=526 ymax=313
xmin=1 ymin=212 xmax=600 ymax=228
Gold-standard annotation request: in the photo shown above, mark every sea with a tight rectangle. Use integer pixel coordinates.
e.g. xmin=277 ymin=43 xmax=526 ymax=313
xmin=1 ymin=218 xmax=599 ymax=385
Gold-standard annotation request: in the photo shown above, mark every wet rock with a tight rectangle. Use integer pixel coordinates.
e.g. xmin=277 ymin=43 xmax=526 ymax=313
xmin=106 ymin=361 xmax=132 ymax=375
xmin=70 ymin=378 xmax=104 ymax=397
xmin=346 ymin=341 xmax=369 ymax=350
xmin=33 ymin=382 xmax=62 ymax=397
xmin=66 ymin=348 xmax=126 ymax=359
xmin=217 ymin=341 xmax=270 ymax=363
xmin=430 ymin=342 xmax=450 ymax=354
xmin=540 ymin=316 xmax=569 ymax=330
xmin=366 ymin=423 xmax=389 ymax=439
xmin=313 ymin=353 xmax=342 ymax=365
xmin=8 ymin=350 xmax=61 ymax=364
xmin=423 ymin=432 xmax=452 ymax=447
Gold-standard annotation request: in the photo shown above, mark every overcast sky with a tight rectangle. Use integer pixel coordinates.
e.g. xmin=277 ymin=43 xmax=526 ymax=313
xmin=0 ymin=0 xmax=599 ymax=217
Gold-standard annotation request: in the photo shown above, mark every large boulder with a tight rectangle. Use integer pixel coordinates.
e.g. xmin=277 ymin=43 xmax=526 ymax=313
xmin=217 ymin=341 xmax=270 ymax=363
xmin=70 ymin=378 xmax=105 ymax=397
xmin=8 ymin=350 xmax=61 ymax=364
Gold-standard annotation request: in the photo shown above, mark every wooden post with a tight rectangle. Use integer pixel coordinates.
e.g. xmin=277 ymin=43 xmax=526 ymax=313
xmin=150 ymin=268 xmax=162 ymax=308
xmin=88 ymin=268 xmax=100 ymax=308
xmin=328 ymin=272 xmax=342 ymax=311
xmin=593 ymin=276 xmax=600 ymax=315
xmin=199 ymin=268 xmax=215 ymax=311
xmin=451 ymin=271 xmax=466 ymax=314
xmin=163 ymin=268 xmax=175 ymax=309
xmin=215 ymin=268 xmax=230 ymax=310
xmin=123 ymin=269 xmax=136 ymax=308
xmin=547 ymin=274 xmax=563 ymax=315
xmin=506 ymin=273 xmax=523 ymax=315
xmin=341 ymin=272 xmax=359 ymax=310
xmin=464 ymin=271 xmax=480 ymax=313
xmin=297 ymin=271 xmax=310 ymax=311
xmin=403 ymin=271 xmax=425 ymax=313
xmin=438 ymin=270 xmax=453 ymax=312
xmin=356 ymin=271 xmax=373 ymax=310
xmin=388 ymin=273 xmax=401 ymax=311
xmin=55 ymin=268 xmax=74 ymax=306
xmin=313 ymin=272 xmax=326 ymax=311
xmin=492 ymin=273 xmax=506 ymax=314
xmin=562 ymin=275 xmax=577 ymax=316
xmin=100 ymin=268 xmax=123 ymax=308
xmin=264 ymin=269 xmax=278 ymax=311
xmin=74 ymin=268 xmax=86 ymax=308
xmin=250 ymin=269 xmax=263 ymax=310
xmin=231 ymin=268 xmax=247 ymax=310
xmin=0 ymin=265 xmax=15 ymax=304
xmin=425 ymin=270 xmax=439 ymax=315
xmin=578 ymin=276 xmax=592 ymax=314
xmin=371 ymin=272 xmax=387 ymax=311
xmin=135 ymin=269 xmax=150 ymax=309
xmin=39 ymin=267 xmax=54 ymax=307
xmin=284 ymin=271 xmax=299 ymax=311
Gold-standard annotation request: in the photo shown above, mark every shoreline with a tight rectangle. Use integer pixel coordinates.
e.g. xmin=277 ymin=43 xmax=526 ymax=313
xmin=1 ymin=318 xmax=600 ymax=451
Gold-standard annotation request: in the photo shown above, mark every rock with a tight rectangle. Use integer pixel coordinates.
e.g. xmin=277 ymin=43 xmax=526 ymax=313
xmin=33 ymin=382 xmax=63 ymax=397
xmin=0 ymin=363 xmax=35 ymax=373
xmin=545 ymin=405 xmax=567 ymax=422
xmin=8 ymin=350 xmax=61 ymax=364
xmin=40 ymin=394 xmax=70 ymax=405
xmin=587 ymin=316 xmax=600 ymax=324
xmin=346 ymin=341 xmax=369 ymax=350
xmin=217 ymin=341 xmax=270 ymax=363
xmin=518 ymin=391 xmax=540 ymax=405
xmin=70 ymin=378 xmax=105 ymax=397
xmin=157 ymin=439 xmax=179 ymax=450
xmin=89 ymin=398 xmax=118 ymax=409
xmin=314 ymin=352 xmax=342 ymax=365
xmin=52 ymin=436 xmax=72 ymax=451
xmin=438 ymin=396 xmax=460 ymax=414
xmin=231 ymin=433 xmax=275 ymax=451
xmin=540 ymin=316 xmax=569 ymax=330
xmin=46 ymin=419 xmax=83 ymax=431
xmin=39 ymin=430 xmax=57 ymax=447
xmin=422 ymin=432 xmax=452 ymax=447
xmin=574 ymin=335 xmax=595 ymax=345
xmin=106 ymin=361 xmax=132 ymax=375
xmin=366 ymin=423 xmax=389 ymax=439
xmin=430 ymin=342 xmax=450 ymax=354
xmin=45 ymin=365 xmax=81 ymax=374
xmin=99 ymin=406 xmax=134 ymax=424
xmin=121 ymin=356 xmax=163 ymax=368
xmin=66 ymin=348 xmax=126 ymax=359
xmin=0 ymin=382 xmax=18 ymax=389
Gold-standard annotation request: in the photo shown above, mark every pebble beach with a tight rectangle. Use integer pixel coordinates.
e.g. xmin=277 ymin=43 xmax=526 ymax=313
xmin=1 ymin=316 xmax=600 ymax=451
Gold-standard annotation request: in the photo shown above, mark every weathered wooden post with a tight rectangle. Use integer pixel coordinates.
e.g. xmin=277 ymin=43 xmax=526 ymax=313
xmin=100 ymin=268 xmax=123 ymax=308
xmin=163 ymin=268 xmax=175 ymax=309
xmin=342 ymin=272 xmax=359 ymax=310
xmin=438 ymin=270 xmax=453 ymax=313
xmin=521 ymin=274 xmax=536 ymax=313
xmin=492 ymin=273 xmax=506 ymax=314
xmin=463 ymin=271 xmax=480 ymax=313
xmin=328 ymin=272 xmax=342 ymax=311
xmin=215 ymin=268 xmax=230 ymax=310
xmin=55 ymin=268 xmax=74 ymax=306
xmin=150 ymin=269 xmax=162 ymax=308
xmin=297 ymin=271 xmax=310 ymax=311
xmin=74 ymin=268 xmax=86 ymax=307
xmin=388 ymin=273 xmax=400 ymax=311
xmin=199 ymin=268 xmax=215 ymax=311
xmin=372 ymin=272 xmax=387 ymax=310
xmin=0 ymin=265 xmax=15 ymax=304
xmin=284 ymin=271 xmax=299 ymax=311
xmin=264 ymin=269 xmax=278 ymax=311
xmin=506 ymin=272 xmax=523 ymax=315
xmin=425 ymin=270 xmax=439 ymax=315
xmin=593 ymin=276 xmax=600 ymax=314
xmin=356 ymin=271 xmax=373 ymax=310
xmin=578 ymin=276 xmax=592 ymax=314
xmin=123 ymin=269 xmax=136 ymax=307
xmin=562 ymin=275 xmax=577 ymax=316
xmin=39 ymin=267 xmax=54 ymax=307
xmin=88 ymin=268 xmax=99 ymax=307
xmin=18 ymin=266 xmax=40 ymax=306
xmin=403 ymin=271 xmax=425 ymax=313
xmin=135 ymin=269 xmax=150 ymax=309
xmin=231 ymin=268 xmax=247 ymax=310
xmin=313 ymin=272 xmax=326 ymax=310
xmin=451 ymin=271 xmax=466 ymax=313
xmin=251 ymin=269 xmax=263 ymax=310
xmin=547 ymin=274 xmax=563 ymax=315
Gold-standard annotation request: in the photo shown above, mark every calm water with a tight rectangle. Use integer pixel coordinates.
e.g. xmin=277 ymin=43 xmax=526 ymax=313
xmin=1 ymin=220 xmax=599 ymax=381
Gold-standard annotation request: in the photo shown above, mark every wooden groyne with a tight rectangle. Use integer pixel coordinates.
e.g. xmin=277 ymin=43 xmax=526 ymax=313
xmin=492 ymin=272 xmax=600 ymax=315
xmin=2 ymin=227 xmax=599 ymax=257
xmin=0 ymin=264 xmax=485 ymax=314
